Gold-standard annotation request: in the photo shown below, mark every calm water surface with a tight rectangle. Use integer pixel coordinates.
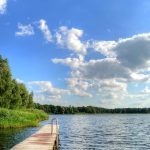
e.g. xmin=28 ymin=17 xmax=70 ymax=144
xmin=0 ymin=114 xmax=150 ymax=150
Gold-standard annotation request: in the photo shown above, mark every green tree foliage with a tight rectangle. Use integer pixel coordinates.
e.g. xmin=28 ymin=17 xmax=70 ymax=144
xmin=18 ymin=83 xmax=29 ymax=108
xmin=10 ymin=80 xmax=22 ymax=109
xmin=0 ymin=55 xmax=34 ymax=109
xmin=35 ymin=103 xmax=150 ymax=114
xmin=0 ymin=56 xmax=12 ymax=108
xmin=28 ymin=92 xmax=34 ymax=108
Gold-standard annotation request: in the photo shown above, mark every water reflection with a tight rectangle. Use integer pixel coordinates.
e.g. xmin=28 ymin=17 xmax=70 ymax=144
xmin=1 ymin=114 xmax=150 ymax=150
xmin=0 ymin=127 xmax=40 ymax=150
xmin=0 ymin=128 xmax=22 ymax=150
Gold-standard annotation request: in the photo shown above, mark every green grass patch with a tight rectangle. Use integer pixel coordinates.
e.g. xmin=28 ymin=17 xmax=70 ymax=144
xmin=0 ymin=108 xmax=48 ymax=128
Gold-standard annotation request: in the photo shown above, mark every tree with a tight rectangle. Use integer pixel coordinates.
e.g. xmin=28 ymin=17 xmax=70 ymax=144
xmin=10 ymin=80 xmax=22 ymax=109
xmin=0 ymin=54 xmax=34 ymax=109
xmin=18 ymin=83 xmax=29 ymax=108
xmin=27 ymin=92 xmax=34 ymax=108
xmin=0 ymin=55 xmax=12 ymax=108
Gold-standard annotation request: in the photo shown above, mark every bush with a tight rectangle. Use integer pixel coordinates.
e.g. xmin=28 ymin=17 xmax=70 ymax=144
xmin=0 ymin=108 xmax=48 ymax=128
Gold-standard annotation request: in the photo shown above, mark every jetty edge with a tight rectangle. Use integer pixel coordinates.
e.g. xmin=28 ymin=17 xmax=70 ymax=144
xmin=11 ymin=118 xmax=59 ymax=150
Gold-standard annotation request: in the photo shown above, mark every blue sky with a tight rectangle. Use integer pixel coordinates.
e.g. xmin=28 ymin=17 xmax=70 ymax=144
xmin=1 ymin=0 xmax=150 ymax=107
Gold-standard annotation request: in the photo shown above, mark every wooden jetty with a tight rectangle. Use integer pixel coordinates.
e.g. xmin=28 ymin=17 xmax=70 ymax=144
xmin=11 ymin=119 xmax=59 ymax=150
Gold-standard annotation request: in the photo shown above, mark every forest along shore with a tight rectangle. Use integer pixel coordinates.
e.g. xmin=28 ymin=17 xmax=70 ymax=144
xmin=35 ymin=103 xmax=150 ymax=114
xmin=0 ymin=55 xmax=48 ymax=128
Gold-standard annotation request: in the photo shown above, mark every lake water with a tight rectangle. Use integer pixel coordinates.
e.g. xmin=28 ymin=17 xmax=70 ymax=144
xmin=1 ymin=114 xmax=150 ymax=150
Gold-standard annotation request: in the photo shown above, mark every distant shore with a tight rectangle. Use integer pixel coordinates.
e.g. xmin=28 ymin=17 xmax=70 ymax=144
xmin=35 ymin=103 xmax=150 ymax=114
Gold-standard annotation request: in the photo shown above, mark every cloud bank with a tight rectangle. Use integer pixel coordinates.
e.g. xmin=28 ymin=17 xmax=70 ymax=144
xmin=15 ymin=19 xmax=150 ymax=107
xmin=51 ymin=31 xmax=150 ymax=107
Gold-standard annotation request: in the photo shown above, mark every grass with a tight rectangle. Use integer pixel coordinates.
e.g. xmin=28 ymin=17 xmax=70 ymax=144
xmin=0 ymin=108 xmax=48 ymax=128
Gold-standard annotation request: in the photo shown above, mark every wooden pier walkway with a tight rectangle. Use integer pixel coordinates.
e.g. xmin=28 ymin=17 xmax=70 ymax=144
xmin=11 ymin=124 xmax=59 ymax=150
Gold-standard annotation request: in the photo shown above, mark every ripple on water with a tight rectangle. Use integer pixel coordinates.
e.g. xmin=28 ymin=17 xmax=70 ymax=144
xmin=1 ymin=114 xmax=150 ymax=150
xmin=57 ymin=114 xmax=150 ymax=150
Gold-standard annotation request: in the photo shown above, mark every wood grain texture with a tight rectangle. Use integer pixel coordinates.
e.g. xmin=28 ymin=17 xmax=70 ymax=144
xmin=11 ymin=125 xmax=59 ymax=150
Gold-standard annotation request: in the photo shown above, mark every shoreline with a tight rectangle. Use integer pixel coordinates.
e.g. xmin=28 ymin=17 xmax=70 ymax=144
xmin=0 ymin=108 xmax=48 ymax=128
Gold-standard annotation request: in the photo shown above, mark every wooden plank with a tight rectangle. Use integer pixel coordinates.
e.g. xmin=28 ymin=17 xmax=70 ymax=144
xmin=11 ymin=125 xmax=59 ymax=150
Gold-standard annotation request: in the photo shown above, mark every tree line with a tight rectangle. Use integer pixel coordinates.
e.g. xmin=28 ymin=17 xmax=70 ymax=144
xmin=1 ymin=54 xmax=150 ymax=113
xmin=0 ymin=55 xmax=34 ymax=109
xmin=35 ymin=103 xmax=150 ymax=114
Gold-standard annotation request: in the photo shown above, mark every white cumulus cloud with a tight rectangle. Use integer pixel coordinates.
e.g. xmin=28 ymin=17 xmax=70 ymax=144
xmin=0 ymin=0 xmax=7 ymax=14
xmin=92 ymin=40 xmax=117 ymax=57
xmin=71 ymin=88 xmax=92 ymax=98
xmin=28 ymin=81 xmax=70 ymax=104
xmin=51 ymin=31 xmax=150 ymax=106
xmin=56 ymin=26 xmax=88 ymax=57
xmin=15 ymin=23 xmax=34 ymax=36
xmin=39 ymin=19 xmax=52 ymax=42
xmin=79 ymin=58 xmax=131 ymax=80
xmin=16 ymin=78 xmax=24 ymax=84
xmin=92 ymin=33 xmax=150 ymax=71
xmin=52 ymin=57 xmax=84 ymax=69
